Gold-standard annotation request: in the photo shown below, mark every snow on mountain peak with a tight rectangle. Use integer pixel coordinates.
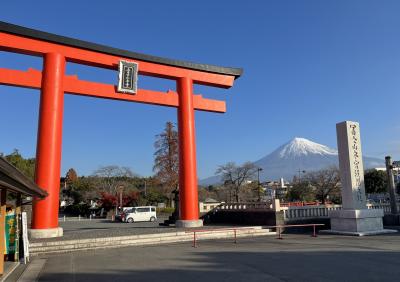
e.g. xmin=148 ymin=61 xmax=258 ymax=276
xmin=279 ymin=137 xmax=338 ymax=158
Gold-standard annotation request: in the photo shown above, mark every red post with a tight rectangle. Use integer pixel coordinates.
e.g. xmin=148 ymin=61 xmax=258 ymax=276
xmin=312 ymin=224 xmax=317 ymax=237
xmin=177 ymin=77 xmax=201 ymax=226
xmin=193 ymin=232 xmax=197 ymax=248
xmin=31 ymin=53 xmax=65 ymax=233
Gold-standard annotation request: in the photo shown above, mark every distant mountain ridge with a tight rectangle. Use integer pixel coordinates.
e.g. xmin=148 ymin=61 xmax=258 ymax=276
xmin=199 ymin=137 xmax=384 ymax=186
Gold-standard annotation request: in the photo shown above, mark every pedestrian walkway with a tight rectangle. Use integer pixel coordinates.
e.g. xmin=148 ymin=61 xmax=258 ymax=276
xmin=15 ymin=258 xmax=46 ymax=282
xmin=1 ymin=262 xmax=19 ymax=281
xmin=18 ymin=233 xmax=400 ymax=282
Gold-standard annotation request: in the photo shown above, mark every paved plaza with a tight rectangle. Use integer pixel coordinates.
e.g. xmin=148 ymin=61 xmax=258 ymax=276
xmin=48 ymin=217 xmax=173 ymax=241
xmin=16 ymin=232 xmax=400 ymax=282
xmin=30 ymin=217 xmax=233 ymax=243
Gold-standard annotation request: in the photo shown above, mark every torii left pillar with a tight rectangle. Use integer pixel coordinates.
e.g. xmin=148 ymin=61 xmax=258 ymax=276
xmin=30 ymin=53 xmax=65 ymax=238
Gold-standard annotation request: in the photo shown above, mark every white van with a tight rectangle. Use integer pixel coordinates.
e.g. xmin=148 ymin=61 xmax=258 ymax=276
xmin=116 ymin=206 xmax=135 ymax=222
xmin=123 ymin=206 xmax=157 ymax=223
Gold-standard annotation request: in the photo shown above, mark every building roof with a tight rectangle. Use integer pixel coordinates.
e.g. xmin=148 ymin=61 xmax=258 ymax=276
xmin=0 ymin=157 xmax=47 ymax=198
xmin=0 ymin=21 xmax=243 ymax=79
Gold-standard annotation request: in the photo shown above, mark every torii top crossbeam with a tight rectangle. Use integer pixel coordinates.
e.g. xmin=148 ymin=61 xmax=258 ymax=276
xmin=0 ymin=21 xmax=242 ymax=237
xmin=0 ymin=21 xmax=242 ymax=113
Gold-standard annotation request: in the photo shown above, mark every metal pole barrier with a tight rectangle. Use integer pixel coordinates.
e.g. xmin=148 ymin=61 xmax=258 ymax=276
xmin=78 ymin=215 xmax=81 ymax=221
xmin=193 ymin=232 xmax=197 ymax=248
xmin=63 ymin=215 xmax=66 ymax=222
xmin=312 ymin=224 xmax=317 ymax=237
xmin=90 ymin=215 xmax=92 ymax=221
xmin=234 ymin=229 xmax=237 ymax=244
xmin=277 ymin=226 xmax=283 ymax=239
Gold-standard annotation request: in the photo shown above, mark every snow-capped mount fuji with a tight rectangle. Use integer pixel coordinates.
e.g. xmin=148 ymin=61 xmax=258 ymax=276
xmin=253 ymin=137 xmax=340 ymax=181
xmin=254 ymin=137 xmax=383 ymax=181
xmin=199 ymin=137 xmax=384 ymax=185
xmin=277 ymin=137 xmax=337 ymax=158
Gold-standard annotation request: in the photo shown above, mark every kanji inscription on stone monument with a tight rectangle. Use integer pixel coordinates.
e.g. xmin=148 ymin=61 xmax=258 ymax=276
xmin=336 ymin=121 xmax=367 ymax=210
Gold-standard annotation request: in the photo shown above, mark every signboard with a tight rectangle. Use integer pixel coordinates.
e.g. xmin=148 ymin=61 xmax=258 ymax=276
xmin=117 ymin=60 xmax=138 ymax=94
xmin=5 ymin=212 xmax=16 ymax=255
xmin=22 ymin=212 xmax=29 ymax=263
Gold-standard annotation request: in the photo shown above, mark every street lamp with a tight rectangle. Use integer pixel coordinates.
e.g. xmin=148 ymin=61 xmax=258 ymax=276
xmin=116 ymin=184 xmax=124 ymax=212
xmin=385 ymin=156 xmax=399 ymax=214
xmin=257 ymin=168 xmax=263 ymax=202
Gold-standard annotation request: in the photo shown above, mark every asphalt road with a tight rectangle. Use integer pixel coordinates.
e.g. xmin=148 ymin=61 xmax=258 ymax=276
xmin=30 ymin=217 xmax=173 ymax=242
xmin=29 ymin=232 xmax=400 ymax=282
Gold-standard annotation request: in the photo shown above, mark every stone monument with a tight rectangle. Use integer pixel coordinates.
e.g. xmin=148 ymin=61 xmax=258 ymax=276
xmin=323 ymin=121 xmax=396 ymax=236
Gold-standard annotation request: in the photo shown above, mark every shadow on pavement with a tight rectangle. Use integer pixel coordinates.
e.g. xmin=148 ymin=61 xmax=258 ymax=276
xmin=37 ymin=247 xmax=400 ymax=282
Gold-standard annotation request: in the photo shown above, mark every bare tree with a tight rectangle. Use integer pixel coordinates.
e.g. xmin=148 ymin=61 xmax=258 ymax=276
xmin=216 ymin=162 xmax=257 ymax=202
xmin=153 ymin=122 xmax=179 ymax=206
xmin=92 ymin=165 xmax=134 ymax=194
xmin=304 ymin=166 xmax=341 ymax=204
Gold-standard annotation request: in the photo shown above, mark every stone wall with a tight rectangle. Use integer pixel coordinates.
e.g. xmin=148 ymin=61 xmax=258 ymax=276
xmin=203 ymin=209 xmax=284 ymax=226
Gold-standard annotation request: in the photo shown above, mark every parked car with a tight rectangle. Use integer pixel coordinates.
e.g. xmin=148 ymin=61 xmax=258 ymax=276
xmin=116 ymin=207 xmax=135 ymax=222
xmin=123 ymin=206 xmax=157 ymax=223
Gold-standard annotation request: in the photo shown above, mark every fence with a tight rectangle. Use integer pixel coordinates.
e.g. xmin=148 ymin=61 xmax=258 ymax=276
xmin=209 ymin=201 xmax=400 ymax=223
xmin=367 ymin=203 xmax=395 ymax=214
xmin=216 ymin=202 xmax=272 ymax=210
xmin=281 ymin=205 xmax=341 ymax=221
xmin=58 ymin=215 xmax=95 ymax=222
xmin=281 ymin=203 xmax=400 ymax=222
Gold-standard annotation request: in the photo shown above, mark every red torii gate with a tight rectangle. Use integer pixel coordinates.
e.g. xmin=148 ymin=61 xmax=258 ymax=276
xmin=0 ymin=22 xmax=242 ymax=238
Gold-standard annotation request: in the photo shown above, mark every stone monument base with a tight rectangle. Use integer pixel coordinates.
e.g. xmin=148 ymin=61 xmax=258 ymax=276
xmin=175 ymin=219 xmax=203 ymax=228
xmin=29 ymin=227 xmax=63 ymax=239
xmin=321 ymin=209 xmax=397 ymax=236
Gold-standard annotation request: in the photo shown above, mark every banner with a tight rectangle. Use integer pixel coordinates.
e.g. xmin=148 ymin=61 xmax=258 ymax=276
xmin=22 ymin=212 xmax=29 ymax=263
xmin=4 ymin=212 xmax=16 ymax=254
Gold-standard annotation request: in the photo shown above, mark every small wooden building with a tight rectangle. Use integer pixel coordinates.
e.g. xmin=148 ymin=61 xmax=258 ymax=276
xmin=0 ymin=156 xmax=47 ymax=275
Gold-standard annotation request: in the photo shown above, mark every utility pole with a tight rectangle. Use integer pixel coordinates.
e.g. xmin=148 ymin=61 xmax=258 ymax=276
xmin=257 ymin=168 xmax=263 ymax=202
xmin=116 ymin=185 xmax=124 ymax=217
xmin=298 ymin=169 xmax=306 ymax=183
xmin=385 ymin=156 xmax=399 ymax=214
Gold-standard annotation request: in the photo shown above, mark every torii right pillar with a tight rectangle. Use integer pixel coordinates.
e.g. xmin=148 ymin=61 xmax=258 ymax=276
xmin=176 ymin=77 xmax=203 ymax=227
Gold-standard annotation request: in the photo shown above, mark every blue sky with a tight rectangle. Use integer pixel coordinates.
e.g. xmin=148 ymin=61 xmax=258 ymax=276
xmin=1 ymin=1 xmax=400 ymax=179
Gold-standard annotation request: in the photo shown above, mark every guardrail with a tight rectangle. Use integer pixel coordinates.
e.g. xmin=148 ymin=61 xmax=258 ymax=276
xmin=186 ymin=227 xmax=264 ymax=248
xmin=58 ymin=215 xmax=96 ymax=222
xmin=269 ymin=224 xmax=325 ymax=239
xmin=186 ymin=224 xmax=324 ymax=247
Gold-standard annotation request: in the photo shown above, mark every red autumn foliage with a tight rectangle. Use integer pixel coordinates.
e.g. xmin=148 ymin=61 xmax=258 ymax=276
xmin=100 ymin=191 xmax=141 ymax=210
xmin=99 ymin=192 xmax=117 ymax=210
